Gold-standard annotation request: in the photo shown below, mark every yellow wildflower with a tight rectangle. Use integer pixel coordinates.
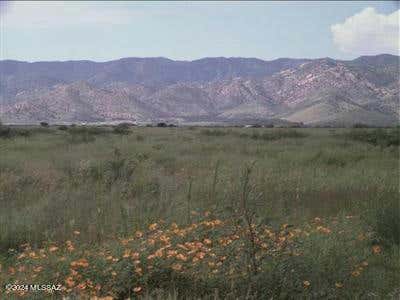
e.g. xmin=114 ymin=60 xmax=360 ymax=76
xmin=335 ymin=282 xmax=343 ymax=288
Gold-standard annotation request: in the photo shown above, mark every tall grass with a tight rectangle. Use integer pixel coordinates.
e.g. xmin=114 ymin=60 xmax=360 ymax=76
xmin=0 ymin=127 xmax=398 ymax=298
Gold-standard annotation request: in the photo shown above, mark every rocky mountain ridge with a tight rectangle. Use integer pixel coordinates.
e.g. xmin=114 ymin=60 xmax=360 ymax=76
xmin=1 ymin=54 xmax=398 ymax=126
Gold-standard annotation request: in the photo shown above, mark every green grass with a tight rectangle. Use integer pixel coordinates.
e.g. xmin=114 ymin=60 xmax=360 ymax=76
xmin=0 ymin=126 xmax=399 ymax=298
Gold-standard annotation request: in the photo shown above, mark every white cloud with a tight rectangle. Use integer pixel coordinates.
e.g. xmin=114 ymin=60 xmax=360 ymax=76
xmin=331 ymin=7 xmax=399 ymax=56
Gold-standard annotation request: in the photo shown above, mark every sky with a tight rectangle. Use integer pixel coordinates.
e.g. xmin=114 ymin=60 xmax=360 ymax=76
xmin=0 ymin=1 xmax=399 ymax=62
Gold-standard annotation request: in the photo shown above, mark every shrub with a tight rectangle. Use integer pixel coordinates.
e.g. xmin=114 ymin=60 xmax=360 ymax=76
xmin=0 ymin=126 xmax=12 ymax=138
xmin=157 ymin=122 xmax=168 ymax=128
xmin=113 ymin=124 xmax=131 ymax=135
xmin=40 ymin=121 xmax=49 ymax=127
xmin=58 ymin=125 xmax=68 ymax=131
xmin=250 ymin=129 xmax=308 ymax=141
xmin=373 ymin=198 xmax=400 ymax=245
xmin=353 ymin=123 xmax=370 ymax=128
xmin=200 ymin=129 xmax=228 ymax=136
xmin=345 ymin=128 xmax=400 ymax=147
xmin=66 ymin=126 xmax=107 ymax=143
xmin=0 ymin=127 xmax=31 ymax=139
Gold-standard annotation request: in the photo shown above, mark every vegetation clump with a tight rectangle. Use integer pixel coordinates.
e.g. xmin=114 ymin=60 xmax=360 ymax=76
xmin=113 ymin=123 xmax=131 ymax=135
xmin=1 ymin=214 xmax=397 ymax=299
xmin=345 ymin=128 xmax=400 ymax=147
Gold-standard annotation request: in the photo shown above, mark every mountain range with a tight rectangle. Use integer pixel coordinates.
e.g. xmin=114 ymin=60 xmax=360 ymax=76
xmin=0 ymin=54 xmax=399 ymax=126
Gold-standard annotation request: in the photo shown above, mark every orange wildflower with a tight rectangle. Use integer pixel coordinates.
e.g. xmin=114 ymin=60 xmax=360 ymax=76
xmin=176 ymin=253 xmax=188 ymax=261
xmin=49 ymin=246 xmax=59 ymax=252
xmin=123 ymin=250 xmax=131 ymax=258
xmin=316 ymin=226 xmax=331 ymax=234
xmin=131 ymin=252 xmax=140 ymax=260
xmin=155 ymin=249 xmax=164 ymax=258
xmin=203 ymin=238 xmax=212 ymax=245
xmin=17 ymin=253 xmax=26 ymax=259
xmin=372 ymin=245 xmax=381 ymax=254
xmin=77 ymin=282 xmax=86 ymax=290
xmin=167 ymin=250 xmax=178 ymax=258
xmin=303 ymin=280 xmax=311 ymax=288
xmin=65 ymin=276 xmax=75 ymax=288
xmin=148 ymin=223 xmax=158 ymax=231
xmin=171 ymin=263 xmax=182 ymax=271
xmin=70 ymin=258 xmax=89 ymax=268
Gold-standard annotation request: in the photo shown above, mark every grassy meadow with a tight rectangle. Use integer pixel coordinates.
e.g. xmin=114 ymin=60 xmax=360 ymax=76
xmin=0 ymin=125 xmax=399 ymax=299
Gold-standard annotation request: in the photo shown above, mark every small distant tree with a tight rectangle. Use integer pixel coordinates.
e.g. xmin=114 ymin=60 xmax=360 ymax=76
xmin=58 ymin=125 xmax=68 ymax=131
xmin=157 ymin=122 xmax=167 ymax=128
xmin=113 ymin=123 xmax=130 ymax=135
xmin=353 ymin=123 xmax=369 ymax=128
xmin=40 ymin=122 xmax=49 ymax=127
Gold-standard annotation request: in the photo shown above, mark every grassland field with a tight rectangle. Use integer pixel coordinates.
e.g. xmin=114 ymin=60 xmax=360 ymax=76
xmin=0 ymin=125 xmax=399 ymax=299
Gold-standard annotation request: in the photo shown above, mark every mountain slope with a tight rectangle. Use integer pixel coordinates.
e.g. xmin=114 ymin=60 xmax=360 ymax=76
xmin=0 ymin=55 xmax=398 ymax=125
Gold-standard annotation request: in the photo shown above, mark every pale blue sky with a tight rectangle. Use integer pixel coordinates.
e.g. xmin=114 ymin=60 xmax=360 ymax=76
xmin=0 ymin=1 xmax=399 ymax=62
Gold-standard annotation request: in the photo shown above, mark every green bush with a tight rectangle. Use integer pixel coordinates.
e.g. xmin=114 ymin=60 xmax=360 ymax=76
xmin=374 ymin=198 xmax=400 ymax=245
xmin=67 ymin=126 xmax=110 ymax=143
xmin=113 ymin=124 xmax=131 ymax=135
xmin=58 ymin=125 xmax=68 ymax=131
xmin=345 ymin=128 xmax=400 ymax=147
xmin=0 ymin=126 xmax=31 ymax=139
xmin=249 ymin=129 xmax=308 ymax=141
xmin=200 ymin=129 xmax=228 ymax=136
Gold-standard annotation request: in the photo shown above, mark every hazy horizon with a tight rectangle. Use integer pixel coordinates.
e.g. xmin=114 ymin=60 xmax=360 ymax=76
xmin=1 ymin=53 xmax=398 ymax=64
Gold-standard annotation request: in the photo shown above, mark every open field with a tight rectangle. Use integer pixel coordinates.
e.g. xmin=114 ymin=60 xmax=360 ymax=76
xmin=0 ymin=126 xmax=399 ymax=299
